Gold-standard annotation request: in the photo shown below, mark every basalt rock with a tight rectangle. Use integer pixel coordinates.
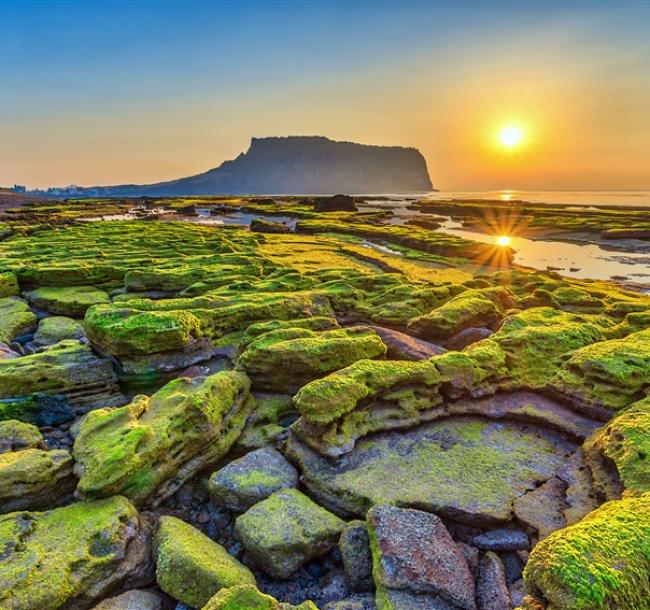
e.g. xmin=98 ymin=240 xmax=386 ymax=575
xmin=0 ymin=496 xmax=154 ymax=610
xmin=73 ymin=371 xmax=253 ymax=506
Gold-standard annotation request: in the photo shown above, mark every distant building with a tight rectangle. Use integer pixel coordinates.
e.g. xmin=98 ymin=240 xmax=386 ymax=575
xmin=12 ymin=185 xmax=27 ymax=193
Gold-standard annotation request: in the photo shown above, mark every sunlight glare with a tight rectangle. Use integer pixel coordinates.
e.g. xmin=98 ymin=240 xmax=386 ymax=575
xmin=496 ymin=235 xmax=512 ymax=247
xmin=499 ymin=126 xmax=524 ymax=148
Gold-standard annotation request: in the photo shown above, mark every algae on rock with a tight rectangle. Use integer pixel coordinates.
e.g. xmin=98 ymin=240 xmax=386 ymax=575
xmin=73 ymin=370 xmax=253 ymax=506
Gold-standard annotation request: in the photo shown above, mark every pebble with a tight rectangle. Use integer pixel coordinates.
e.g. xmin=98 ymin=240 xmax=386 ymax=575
xmin=473 ymin=528 xmax=530 ymax=551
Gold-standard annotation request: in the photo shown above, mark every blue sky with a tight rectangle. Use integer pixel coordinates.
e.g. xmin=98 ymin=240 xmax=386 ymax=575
xmin=2 ymin=0 xmax=650 ymax=189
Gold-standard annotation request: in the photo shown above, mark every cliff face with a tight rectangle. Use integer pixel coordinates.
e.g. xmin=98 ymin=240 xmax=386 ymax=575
xmin=68 ymin=136 xmax=433 ymax=196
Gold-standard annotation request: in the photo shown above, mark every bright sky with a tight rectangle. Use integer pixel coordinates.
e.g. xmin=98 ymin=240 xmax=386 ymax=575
xmin=2 ymin=0 xmax=649 ymax=190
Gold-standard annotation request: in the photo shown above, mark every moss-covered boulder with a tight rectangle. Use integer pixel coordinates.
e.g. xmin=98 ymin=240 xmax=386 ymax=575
xmin=0 ymin=419 xmax=44 ymax=453
xmin=201 ymin=585 xmax=318 ymax=610
xmin=584 ymin=397 xmax=650 ymax=497
xmin=237 ymin=327 xmax=387 ymax=392
xmin=0 ymin=271 xmax=19 ymax=298
xmin=0 ymin=297 xmax=37 ymax=343
xmin=287 ymin=415 xmax=577 ymax=524
xmin=523 ymin=494 xmax=650 ymax=610
xmin=550 ymin=328 xmax=650 ymax=413
xmin=209 ymin=447 xmax=298 ymax=511
xmin=250 ymin=218 xmax=291 ymax=234
xmin=0 ymin=393 xmax=76 ymax=426
xmin=234 ymin=488 xmax=345 ymax=578
xmin=27 ymin=285 xmax=110 ymax=317
xmin=407 ymin=286 xmax=517 ymax=341
xmin=0 ymin=340 xmax=122 ymax=413
xmin=0 ymin=446 xmax=76 ymax=513
xmin=0 ymin=496 xmax=154 ymax=610
xmin=33 ymin=315 xmax=86 ymax=346
xmin=155 ymin=516 xmax=255 ymax=608
xmin=73 ymin=371 xmax=253 ymax=506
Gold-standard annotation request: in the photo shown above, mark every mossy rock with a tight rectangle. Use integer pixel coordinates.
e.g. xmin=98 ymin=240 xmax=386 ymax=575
xmin=73 ymin=371 xmax=252 ymax=506
xmin=523 ymin=494 xmax=650 ymax=610
xmin=0 ymin=271 xmax=19 ymax=298
xmin=550 ymin=328 xmax=650 ymax=413
xmin=33 ymin=316 xmax=86 ymax=346
xmin=155 ymin=516 xmax=256 ymax=608
xmin=234 ymin=488 xmax=345 ymax=578
xmin=0 ymin=297 xmax=37 ymax=344
xmin=0 ymin=393 xmax=75 ymax=427
xmin=407 ymin=286 xmax=517 ymax=340
xmin=26 ymin=285 xmax=110 ymax=317
xmin=0 ymin=419 xmax=43 ymax=453
xmin=584 ymin=397 xmax=650 ymax=497
xmin=237 ymin=326 xmax=387 ymax=392
xmin=201 ymin=585 xmax=318 ymax=610
xmin=0 ymin=496 xmax=154 ymax=610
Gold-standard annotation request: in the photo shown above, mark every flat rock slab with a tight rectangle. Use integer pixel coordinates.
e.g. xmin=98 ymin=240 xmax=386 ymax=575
xmin=288 ymin=415 xmax=577 ymax=525
xmin=365 ymin=325 xmax=447 ymax=360
xmin=368 ymin=505 xmax=476 ymax=610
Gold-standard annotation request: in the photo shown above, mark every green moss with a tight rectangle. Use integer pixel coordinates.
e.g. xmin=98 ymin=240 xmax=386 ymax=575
xmin=73 ymin=370 xmax=252 ymax=505
xmin=0 ymin=297 xmax=37 ymax=343
xmin=584 ymin=398 xmax=650 ymax=496
xmin=523 ymin=494 xmax=650 ymax=610
xmin=237 ymin=326 xmax=387 ymax=392
xmin=33 ymin=316 xmax=85 ymax=346
xmin=26 ymin=285 xmax=110 ymax=317
xmin=0 ymin=271 xmax=19 ymax=298
xmin=0 ymin=496 xmax=150 ymax=610
xmin=155 ymin=516 xmax=256 ymax=609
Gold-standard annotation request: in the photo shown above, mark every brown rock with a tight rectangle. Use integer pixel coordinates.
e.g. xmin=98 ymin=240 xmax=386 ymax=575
xmin=365 ymin=325 xmax=447 ymax=360
xmin=476 ymin=552 xmax=510 ymax=610
xmin=513 ymin=477 xmax=568 ymax=540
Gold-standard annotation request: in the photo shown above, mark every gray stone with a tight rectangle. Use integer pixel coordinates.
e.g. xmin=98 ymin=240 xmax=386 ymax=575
xmin=91 ymin=590 xmax=167 ymax=610
xmin=472 ymin=529 xmax=530 ymax=551
xmin=513 ymin=477 xmax=568 ymax=540
xmin=367 ymin=505 xmax=476 ymax=610
xmin=444 ymin=327 xmax=493 ymax=351
xmin=339 ymin=520 xmax=373 ymax=592
xmin=456 ymin=542 xmax=479 ymax=579
xmin=323 ymin=594 xmax=376 ymax=610
xmin=476 ymin=552 xmax=511 ymax=610
xmin=365 ymin=325 xmax=447 ymax=360
xmin=208 ymin=447 xmax=298 ymax=512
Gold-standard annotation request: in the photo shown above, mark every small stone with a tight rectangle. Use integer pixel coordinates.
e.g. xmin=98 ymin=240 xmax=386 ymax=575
xmin=155 ymin=516 xmax=256 ymax=608
xmin=472 ymin=528 xmax=530 ymax=551
xmin=499 ymin=552 xmax=524 ymax=585
xmin=445 ymin=326 xmax=494 ymax=351
xmin=456 ymin=541 xmax=480 ymax=579
xmin=509 ymin=579 xmax=527 ymax=608
xmin=476 ymin=552 xmax=511 ymax=610
xmin=367 ymin=505 xmax=476 ymax=610
xmin=322 ymin=595 xmax=376 ymax=610
xmin=209 ymin=447 xmax=298 ymax=512
xmin=339 ymin=520 xmax=373 ymax=592
xmin=91 ymin=589 xmax=166 ymax=610
xmin=235 ymin=488 xmax=345 ymax=578
xmin=196 ymin=511 xmax=211 ymax=524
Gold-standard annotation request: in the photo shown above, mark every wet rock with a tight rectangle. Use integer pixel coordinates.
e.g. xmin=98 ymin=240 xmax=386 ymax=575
xmin=235 ymin=488 xmax=345 ymax=578
xmin=0 ymin=392 xmax=76 ymax=426
xmin=33 ymin=315 xmax=86 ymax=346
xmin=339 ymin=520 xmax=373 ymax=592
xmin=237 ymin=326 xmax=386 ymax=393
xmin=208 ymin=447 xmax=299 ymax=512
xmin=74 ymin=371 xmax=253 ymax=506
xmin=444 ymin=327 xmax=493 ymax=351
xmin=155 ymin=516 xmax=256 ymax=608
xmin=0 ymin=445 xmax=76 ymax=512
xmin=91 ymin=590 xmax=168 ymax=610
xmin=251 ymin=218 xmax=291 ymax=234
xmin=365 ymin=325 xmax=447 ymax=360
xmin=500 ymin=552 xmax=524 ymax=585
xmin=476 ymin=552 xmax=510 ymax=610
xmin=26 ymin=285 xmax=110 ymax=316
xmin=0 ymin=496 xmax=154 ymax=610
xmin=367 ymin=505 xmax=476 ymax=610
xmin=524 ymin=495 xmax=650 ymax=610
xmin=472 ymin=529 xmax=530 ymax=552
xmin=514 ymin=477 xmax=567 ymax=540
xmin=0 ymin=419 xmax=44 ymax=453
xmin=287 ymin=416 xmax=577 ymax=525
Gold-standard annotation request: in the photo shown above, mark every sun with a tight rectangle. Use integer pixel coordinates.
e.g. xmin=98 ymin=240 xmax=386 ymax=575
xmin=499 ymin=125 xmax=524 ymax=148
xmin=496 ymin=235 xmax=512 ymax=247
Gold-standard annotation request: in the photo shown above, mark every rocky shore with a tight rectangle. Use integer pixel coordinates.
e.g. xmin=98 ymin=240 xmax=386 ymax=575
xmin=0 ymin=195 xmax=648 ymax=610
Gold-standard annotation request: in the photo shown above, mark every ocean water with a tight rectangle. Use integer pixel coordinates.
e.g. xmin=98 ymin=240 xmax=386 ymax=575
xmin=425 ymin=190 xmax=650 ymax=209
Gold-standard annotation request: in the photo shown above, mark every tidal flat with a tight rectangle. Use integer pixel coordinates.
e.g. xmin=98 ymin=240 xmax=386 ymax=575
xmin=0 ymin=194 xmax=648 ymax=610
